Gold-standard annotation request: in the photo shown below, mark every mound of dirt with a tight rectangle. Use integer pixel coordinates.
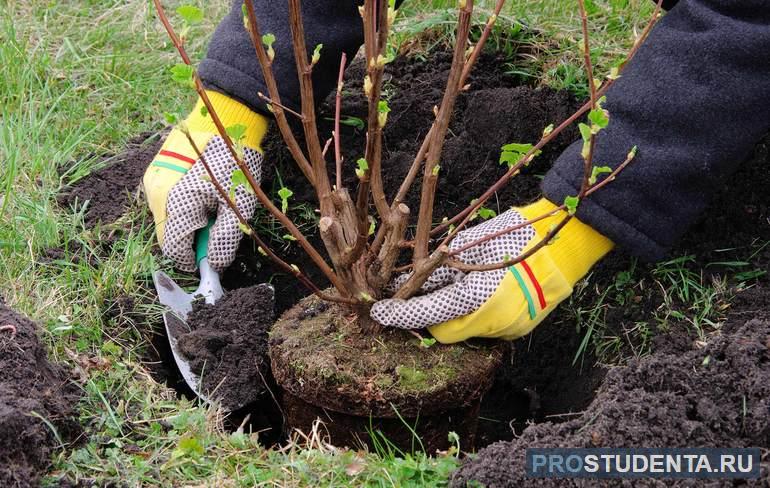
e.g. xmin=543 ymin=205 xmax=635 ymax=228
xmin=452 ymin=298 xmax=770 ymax=487
xmin=0 ymin=304 xmax=81 ymax=488
xmin=57 ymin=131 xmax=165 ymax=226
xmin=175 ymin=284 xmax=275 ymax=410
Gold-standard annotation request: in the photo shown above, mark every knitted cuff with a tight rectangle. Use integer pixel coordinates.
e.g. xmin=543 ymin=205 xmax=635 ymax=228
xmin=186 ymin=90 xmax=269 ymax=151
xmin=519 ymin=198 xmax=614 ymax=283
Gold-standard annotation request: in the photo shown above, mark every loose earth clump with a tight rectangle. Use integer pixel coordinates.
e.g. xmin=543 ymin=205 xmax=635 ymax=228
xmin=269 ymin=294 xmax=503 ymax=452
xmin=175 ymin=284 xmax=275 ymax=411
xmin=0 ymin=303 xmax=82 ymax=488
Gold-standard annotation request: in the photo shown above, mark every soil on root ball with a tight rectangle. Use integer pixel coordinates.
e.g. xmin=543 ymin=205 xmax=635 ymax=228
xmin=269 ymin=294 xmax=503 ymax=453
xmin=0 ymin=304 xmax=82 ymax=488
xmin=174 ymin=284 xmax=275 ymax=412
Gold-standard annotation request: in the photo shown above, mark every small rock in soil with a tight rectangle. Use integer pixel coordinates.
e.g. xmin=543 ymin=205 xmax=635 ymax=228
xmin=176 ymin=284 xmax=275 ymax=410
xmin=0 ymin=304 xmax=81 ymax=488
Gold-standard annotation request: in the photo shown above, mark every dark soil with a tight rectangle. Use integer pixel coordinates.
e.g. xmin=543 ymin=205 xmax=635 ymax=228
xmin=175 ymin=284 xmax=275 ymax=411
xmin=0 ymin=304 xmax=82 ymax=488
xmin=58 ymin=131 xmax=165 ymax=227
xmin=269 ymin=293 xmax=502 ymax=451
xmin=474 ymin=322 xmax=607 ymax=447
xmin=453 ymin=304 xmax=770 ymax=487
xmin=282 ymin=390 xmax=482 ymax=454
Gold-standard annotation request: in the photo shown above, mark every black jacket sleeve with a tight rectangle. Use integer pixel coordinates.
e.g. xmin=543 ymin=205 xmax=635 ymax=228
xmin=542 ymin=0 xmax=770 ymax=261
xmin=198 ymin=1 xmax=403 ymax=115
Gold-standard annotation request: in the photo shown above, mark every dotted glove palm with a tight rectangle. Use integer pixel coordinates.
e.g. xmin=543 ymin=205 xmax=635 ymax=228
xmin=143 ymin=91 xmax=268 ymax=272
xmin=370 ymin=199 xmax=614 ymax=344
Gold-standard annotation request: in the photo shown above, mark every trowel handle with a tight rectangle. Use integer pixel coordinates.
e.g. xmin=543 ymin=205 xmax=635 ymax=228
xmin=195 ymin=218 xmax=215 ymax=266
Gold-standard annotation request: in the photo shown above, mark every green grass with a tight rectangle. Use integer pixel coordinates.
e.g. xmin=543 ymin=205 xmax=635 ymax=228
xmin=0 ymin=0 xmax=723 ymax=486
xmin=565 ymin=241 xmax=766 ymax=367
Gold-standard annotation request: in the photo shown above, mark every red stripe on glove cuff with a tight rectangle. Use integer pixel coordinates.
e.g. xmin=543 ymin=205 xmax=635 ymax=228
xmin=159 ymin=150 xmax=196 ymax=165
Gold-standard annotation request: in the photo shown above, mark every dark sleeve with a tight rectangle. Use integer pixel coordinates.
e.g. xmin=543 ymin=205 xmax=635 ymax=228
xmin=542 ymin=0 xmax=770 ymax=262
xmin=659 ymin=0 xmax=679 ymax=10
xmin=198 ymin=1 xmax=402 ymax=115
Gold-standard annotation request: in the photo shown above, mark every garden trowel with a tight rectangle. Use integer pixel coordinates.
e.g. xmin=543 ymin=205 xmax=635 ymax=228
xmin=152 ymin=219 xmax=224 ymax=406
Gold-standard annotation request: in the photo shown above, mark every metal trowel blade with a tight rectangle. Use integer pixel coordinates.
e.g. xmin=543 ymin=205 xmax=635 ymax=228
xmin=162 ymin=309 xmax=210 ymax=404
xmin=153 ymin=270 xmax=194 ymax=319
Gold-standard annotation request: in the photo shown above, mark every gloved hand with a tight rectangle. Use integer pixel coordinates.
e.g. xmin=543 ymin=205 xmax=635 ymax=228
xmin=143 ymin=91 xmax=269 ymax=272
xmin=370 ymin=198 xmax=614 ymax=343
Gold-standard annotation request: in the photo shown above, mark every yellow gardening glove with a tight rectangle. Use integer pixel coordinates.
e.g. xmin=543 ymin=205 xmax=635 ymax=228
xmin=143 ymin=91 xmax=268 ymax=272
xmin=370 ymin=198 xmax=614 ymax=343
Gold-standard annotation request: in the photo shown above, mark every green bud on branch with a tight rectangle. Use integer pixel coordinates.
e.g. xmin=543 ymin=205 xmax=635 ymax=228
xmin=163 ymin=112 xmax=181 ymax=125
xmin=355 ymin=158 xmax=369 ymax=179
xmin=170 ymin=63 xmax=194 ymax=88
xmin=176 ymin=5 xmax=203 ymax=25
xmin=564 ymin=195 xmax=580 ymax=216
xmin=589 ymin=166 xmax=612 ymax=185
xmin=311 ymin=44 xmax=323 ymax=65
xmin=262 ymin=33 xmax=276 ymax=62
xmin=359 ymin=292 xmax=375 ymax=303
xmin=277 ymin=186 xmax=293 ymax=213
xmin=377 ymin=100 xmax=391 ymax=128
xmin=499 ymin=142 xmax=540 ymax=168
xmin=225 ymin=124 xmax=247 ymax=143
xmin=239 ymin=223 xmax=253 ymax=236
